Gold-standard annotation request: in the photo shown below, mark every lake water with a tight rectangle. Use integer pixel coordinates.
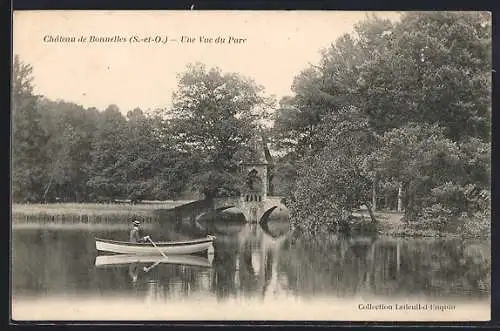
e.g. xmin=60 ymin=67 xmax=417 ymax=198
xmin=11 ymin=218 xmax=491 ymax=321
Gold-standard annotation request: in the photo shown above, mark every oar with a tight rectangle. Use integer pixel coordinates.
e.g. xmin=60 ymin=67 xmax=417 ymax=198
xmin=143 ymin=260 xmax=162 ymax=273
xmin=145 ymin=236 xmax=169 ymax=260
xmin=142 ymin=236 xmax=168 ymax=272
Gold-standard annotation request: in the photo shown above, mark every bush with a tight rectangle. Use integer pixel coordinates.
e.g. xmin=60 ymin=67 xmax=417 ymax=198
xmin=429 ymin=183 xmax=468 ymax=215
xmin=414 ymin=183 xmax=490 ymax=235
xmin=289 ymin=197 xmax=351 ymax=234
xmin=459 ymin=209 xmax=491 ymax=238
xmin=345 ymin=216 xmax=378 ymax=234
xmin=417 ymin=203 xmax=456 ymax=232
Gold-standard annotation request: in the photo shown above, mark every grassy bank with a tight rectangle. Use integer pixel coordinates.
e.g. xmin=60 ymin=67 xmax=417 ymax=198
xmin=11 ymin=201 xmax=193 ymax=227
xmin=13 ymin=201 xmax=192 ymax=215
xmin=11 ymin=222 xmax=156 ymax=231
xmin=353 ymin=210 xmax=490 ymax=239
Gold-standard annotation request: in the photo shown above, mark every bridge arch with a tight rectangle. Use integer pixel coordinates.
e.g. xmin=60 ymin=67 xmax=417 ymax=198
xmin=195 ymin=205 xmax=242 ymax=222
xmin=259 ymin=206 xmax=278 ymax=225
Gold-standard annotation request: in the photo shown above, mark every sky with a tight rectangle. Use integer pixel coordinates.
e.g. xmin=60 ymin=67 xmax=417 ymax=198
xmin=13 ymin=10 xmax=401 ymax=114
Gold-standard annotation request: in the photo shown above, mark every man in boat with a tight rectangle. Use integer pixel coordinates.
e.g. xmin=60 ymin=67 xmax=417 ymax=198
xmin=130 ymin=219 xmax=150 ymax=243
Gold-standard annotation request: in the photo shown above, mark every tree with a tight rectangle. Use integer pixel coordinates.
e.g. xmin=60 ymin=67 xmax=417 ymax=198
xmin=272 ymin=16 xmax=395 ymax=159
xmin=87 ymin=105 xmax=128 ymax=201
xmin=275 ymin=12 xmax=491 ymax=234
xmin=355 ymin=12 xmax=491 ymax=141
xmin=372 ymin=123 xmax=463 ymax=222
xmin=113 ymin=107 xmax=191 ymax=202
xmin=288 ymin=109 xmax=379 ymax=233
xmin=285 ymin=12 xmax=491 ymax=142
xmin=118 ymin=108 xmax=159 ymax=201
xmin=11 ymin=55 xmax=49 ymax=202
xmin=170 ymin=63 xmax=268 ymax=198
xmin=38 ymin=99 xmax=99 ymax=202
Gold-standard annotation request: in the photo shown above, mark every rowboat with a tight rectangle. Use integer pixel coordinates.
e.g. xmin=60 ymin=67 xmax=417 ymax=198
xmin=95 ymin=235 xmax=216 ymax=255
xmin=95 ymin=254 xmax=214 ymax=268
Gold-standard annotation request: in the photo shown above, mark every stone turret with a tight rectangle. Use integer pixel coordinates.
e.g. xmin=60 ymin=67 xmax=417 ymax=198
xmin=240 ymin=135 xmax=269 ymax=203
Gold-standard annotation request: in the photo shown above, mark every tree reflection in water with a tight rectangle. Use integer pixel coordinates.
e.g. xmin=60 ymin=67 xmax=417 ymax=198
xmin=278 ymin=234 xmax=490 ymax=299
xmin=11 ymin=224 xmax=490 ymax=304
xmin=211 ymin=223 xmax=291 ymax=301
xmin=208 ymin=222 xmax=490 ymax=301
xmin=129 ymin=263 xmax=140 ymax=283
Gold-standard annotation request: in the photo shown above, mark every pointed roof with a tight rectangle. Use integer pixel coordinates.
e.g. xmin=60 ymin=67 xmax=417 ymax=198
xmin=259 ymin=126 xmax=274 ymax=166
xmin=241 ymin=134 xmax=268 ymax=166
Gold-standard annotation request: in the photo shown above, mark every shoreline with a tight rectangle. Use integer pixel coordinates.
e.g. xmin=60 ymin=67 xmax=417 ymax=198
xmin=11 ymin=222 xmax=491 ymax=240
xmin=290 ymin=210 xmax=491 ymax=240
xmin=359 ymin=210 xmax=491 ymax=239
xmin=378 ymin=229 xmax=490 ymax=240
xmin=10 ymin=204 xmax=491 ymax=239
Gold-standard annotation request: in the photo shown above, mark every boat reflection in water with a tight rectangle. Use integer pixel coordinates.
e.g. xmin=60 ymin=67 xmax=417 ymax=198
xmin=95 ymin=254 xmax=215 ymax=268
xmin=95 ymin=254 xmax=215 ymax=284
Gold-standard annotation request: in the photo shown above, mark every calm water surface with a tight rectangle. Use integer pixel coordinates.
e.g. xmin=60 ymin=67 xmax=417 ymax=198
xmin=11 ymin=218 xmax=491 ymax=321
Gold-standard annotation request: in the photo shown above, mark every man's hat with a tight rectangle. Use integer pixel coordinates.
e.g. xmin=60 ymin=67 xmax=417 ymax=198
xmin=133 ymin=220 xmax=141 ymax=226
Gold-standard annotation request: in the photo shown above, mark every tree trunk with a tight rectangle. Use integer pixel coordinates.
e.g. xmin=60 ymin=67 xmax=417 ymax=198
xmin=364 ymin=201 xmax=378 ymax=224
xmin=364 ymin=240 xmax=377 ymax=290
xmin=372 ymin=182 xmax=377 ymax=212
xmin=41 ymin=176 xmax=54 ymax=203
xmin=396 ymin=241 xmax=401 ymax=275
xmin=397 ymin=182 xmax=403 ymax=213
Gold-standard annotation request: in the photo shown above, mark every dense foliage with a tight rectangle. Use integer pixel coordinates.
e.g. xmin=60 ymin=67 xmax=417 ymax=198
xmin=272 ymin=12 xmax=491 ymax=235
xmin=11 ymin=60 xmax=267 ymax=203
xmin=12 ymin=55 xmax=49 ymax=202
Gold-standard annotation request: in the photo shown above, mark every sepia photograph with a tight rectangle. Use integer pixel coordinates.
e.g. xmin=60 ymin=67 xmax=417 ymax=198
xmin=11 ymin=10 xmax=491 ymax=321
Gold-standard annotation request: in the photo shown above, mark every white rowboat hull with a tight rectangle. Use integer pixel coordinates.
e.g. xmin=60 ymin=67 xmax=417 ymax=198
xmin=95 ymin=236 xmax=215 ymax=255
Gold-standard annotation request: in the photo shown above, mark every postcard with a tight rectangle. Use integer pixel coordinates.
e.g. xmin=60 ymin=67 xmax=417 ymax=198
xmin=11 ymin=10 xmax=491 ymax=322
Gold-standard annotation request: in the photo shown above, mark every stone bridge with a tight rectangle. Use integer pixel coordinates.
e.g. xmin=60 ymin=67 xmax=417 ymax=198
xmin=211 ymin=195 xmax=286 ymax=224
xmin=153 ymin=196 xmax=287 ymax=225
